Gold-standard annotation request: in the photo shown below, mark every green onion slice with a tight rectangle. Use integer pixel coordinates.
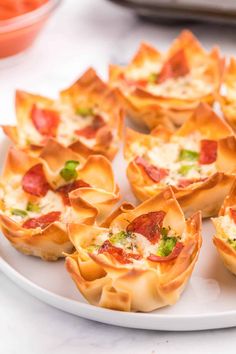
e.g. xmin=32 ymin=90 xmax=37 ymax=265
xmin=157 ymin=237 xmax=177 ymax=257
xmin=179 ymin=149 xmax=199 ymax=162
xmin=76 ymin=107 xmax=93 ymax=117
xmin=26 ymin=202 xmax=41 ymax=213
xmin=109 ymin=231 xmax=130 ymax=245
xmin=178 ymin=164 xmax=197 ymax=176
xmin=228 ymin=238 xmax=236 ymax=250
xmin=11 ymin=208 xmax=28 ymax=218
xmin=148 ymin=73 xmax=158 ymax=84
xmin=86 ymin=244 xmax=99 ymax=253
xmin=60 ymin=160 xmax=80 ymax=182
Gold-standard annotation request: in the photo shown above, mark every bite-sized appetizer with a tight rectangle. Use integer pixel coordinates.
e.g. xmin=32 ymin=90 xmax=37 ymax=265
xmin=2 ymin=68 xmax=123 ymax=160
xmin=125 ymin=103 xmax=236 ymax=218
xmin=212 ymin=181 xmax=236 ymax=275
xmin=0 ymin=140 xmax=120 ymax=260
xmin=220 ymin=58 xmax=236 ymax=130
xmin=109 ymin=30 xmax=224 ymax=130
xmin=66 ymin=187 xmax=201 ymax=312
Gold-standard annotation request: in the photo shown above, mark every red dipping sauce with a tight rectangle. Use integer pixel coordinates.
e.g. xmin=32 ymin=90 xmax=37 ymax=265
xmin=0 ymin=0 xmax=48 ymax=21
xmin=0 ymin=0 xmax=60 ymax=58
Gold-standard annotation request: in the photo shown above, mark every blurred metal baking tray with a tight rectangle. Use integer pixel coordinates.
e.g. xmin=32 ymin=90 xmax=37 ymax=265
xmin=108 ymin=0 xmax=236 ymax=24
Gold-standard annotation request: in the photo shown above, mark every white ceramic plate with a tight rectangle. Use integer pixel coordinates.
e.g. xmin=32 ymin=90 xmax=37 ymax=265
xmin=1 ymin=129 xmax=236 ymax=332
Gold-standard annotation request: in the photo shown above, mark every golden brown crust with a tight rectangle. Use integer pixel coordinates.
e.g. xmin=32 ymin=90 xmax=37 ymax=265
xmin=0 ymin=214 xmax=73 ymax=261
xmin=60 ymin=68 xmax=124 ymax=160
xmin=219 ymin=179 xmax=236 ymax=216
xmin=125 ymin=103 xmax=236 ymax=218
xmin=2 ymin=68 xmax=124 ymax=161
xmin=109 ymin=31 xmax=224 ymax=130
xmin=0 ymin=141 xmax=120 ymax=260
xmin=175 ymin=102 xmax=233 ymax=138
xmin=213 ymin=237 xmax=236 ymax=275
xmin=212 ymin=179 xmax=236 ymax=275
xmin=220 ymin=58 xmax=236 ymax=130
xmin=66 ymin=188 xmax=202 ymax=312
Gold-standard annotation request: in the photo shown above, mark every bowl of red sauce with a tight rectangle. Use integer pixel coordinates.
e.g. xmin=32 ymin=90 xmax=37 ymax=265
xmin=0 ymin=0 xmax=61 ymax=59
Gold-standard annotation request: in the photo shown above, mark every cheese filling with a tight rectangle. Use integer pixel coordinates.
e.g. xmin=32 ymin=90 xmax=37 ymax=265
xmin=21 ymin=101 xmax=109 ymax=147
xmin=86 ymin=225 xmax=181 ymax=262
xmin=124 ymin=59 xmax=214 ymax=99
xmin=213 ymin=213 xmax=236 ymax=250
xmin=132 ymin=134 xmax=217 ymax=186
xmin=0 ymin=175 xmax=71 ymax=225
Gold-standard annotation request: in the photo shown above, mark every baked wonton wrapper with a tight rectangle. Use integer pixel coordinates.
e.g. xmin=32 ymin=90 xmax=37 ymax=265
xmin=2 ymin=68 xmax=123 ymax=160
xmin=0 ymin=140 xmax=120 ymax=261
xmin=125 ymin=103 xmax=236 ymax=218
xmin=212 ymin=181 xmax=236 ymax=275
xmin=66 ymin=187 xmax=202 ymax=312
xmin=109 ymin=30 xmax=224 ymax=130
xmin=220 ymin=57 xmax=236 ymax=130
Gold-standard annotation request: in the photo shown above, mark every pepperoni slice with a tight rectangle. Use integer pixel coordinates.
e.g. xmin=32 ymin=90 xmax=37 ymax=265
xmin=22 ymin=211 xmax=61 ymax=229
xmin=135 ymin=156 xmax=169 ymax=183
xmin=98 ymin=240 xmax=141 ymax=264
xmin=199 ymin=140 xmax=217 ymax=165
xmin=177 ymin=177 xmax=208 ymax=188
xmin=230 ymin=208 xmax=236 ymax=224
xmin=75 ymin=115 xmax=105 ymax=139
xmin=147 ymin=242 xmax=184 ymax=262
xmin=158 ymin=49 xmax=189 ymax=84
xmin=177 ymin=179 xmax=194 ymax=188
xmin=118 ymin=73 xmax=147 ymax=88
xmin=31 ymin=104 xmax=60 ymax=137
xmin=56 ymin=180 xmax=90 ymax=206
xmin=127 ymin=211 xmax=166 ymax=244
xmin=22 ymin=164 xmax=50 ymax=197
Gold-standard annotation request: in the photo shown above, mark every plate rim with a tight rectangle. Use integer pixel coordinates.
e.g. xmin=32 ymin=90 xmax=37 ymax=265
xmin=1 ymin=255 xmax=236 ymax=331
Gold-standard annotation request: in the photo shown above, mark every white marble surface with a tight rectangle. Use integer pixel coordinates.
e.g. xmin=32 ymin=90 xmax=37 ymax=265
xmin=1 ymin=0 xmax=236 ymax=352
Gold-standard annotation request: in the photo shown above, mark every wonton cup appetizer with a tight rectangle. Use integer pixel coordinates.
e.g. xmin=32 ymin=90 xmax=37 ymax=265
xmin=125 ymin=103 xmax=236 ymax=218
xmin=2 ymin=68 xmax=123 ymax=160
xmin=220 ymin=58 xmax=236 ymax=130
xmin=212 ymin=181 xmax=236 ymax=275
xmin=0 ymin=140 xmax=120 ymax=261
xmin=66 ymin=188 xmax=202 ymax=312
xmin=109 ymin=30 xmax=224 ymax=130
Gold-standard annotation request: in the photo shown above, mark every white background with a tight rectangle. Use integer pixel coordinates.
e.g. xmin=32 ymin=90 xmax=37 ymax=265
xmin=1 ymin=0 xmax=236 ymax=353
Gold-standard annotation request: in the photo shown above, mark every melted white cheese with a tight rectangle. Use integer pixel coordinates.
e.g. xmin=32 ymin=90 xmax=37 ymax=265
xmin=21 ymin=100 xmax=109 ymax=147
xmin=135 ymin=233 xmax=157 ymax=257
xmin=126 ymin=60 xmax=163 ymax=80
xmin=1 ymin=173 xmax=67 ymax=224
xmin=91 ymin=227 xmax=181 ymax=263
xmin=133 ymin=134 xmax=217 ymax=186
xmin=214 ymin=214 xmax=236 ymax=240
xmin=148 ymin=73 xmax=213 ymax=99
xmin=19 ymin=123 xmax=42 ymax=147
xmin=39 ymin=190 xmax=64 ymax=214
xmin=3 ymin=175 xmax=27 ymax=211
xmin=126 ymin=60 xmax=214 ymax=99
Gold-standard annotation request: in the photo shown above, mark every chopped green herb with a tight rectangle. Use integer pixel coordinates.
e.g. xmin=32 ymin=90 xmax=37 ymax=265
xmin=148 ymin=73 xmax=158 ymax=84
xmin=76 ymin=107 xmax=93 ymax=117
xmin=160 ymin=227 xmax=170 ymax=238
xmin=0 ymin=198 xmax=6 ymax=211
xmin=86 ymin=244 xmax=99 ymax=253
xmin=109 ymin=231 xmax=130 ymax=245
xmin=11 ymin=208 xmax=28 ymax=218
xmin=228 ymin=238 xmax=236 ymax=250
xmin=70 ymin=136 xmax=77 ymax=143
xmin=179 ymin=149 xmax=199 ymax=162
xmin=178 ymin=164 xmax=197 ymax=176
xmin=26 ymin=202 xmax=40 ymax=213
xmin=60 ymin=160 xmax=80 ymax=182
xmin=157 ymin=237 xmax=177 ymax=257
xmin=25 ymin=138 xmax=32 ymax=146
